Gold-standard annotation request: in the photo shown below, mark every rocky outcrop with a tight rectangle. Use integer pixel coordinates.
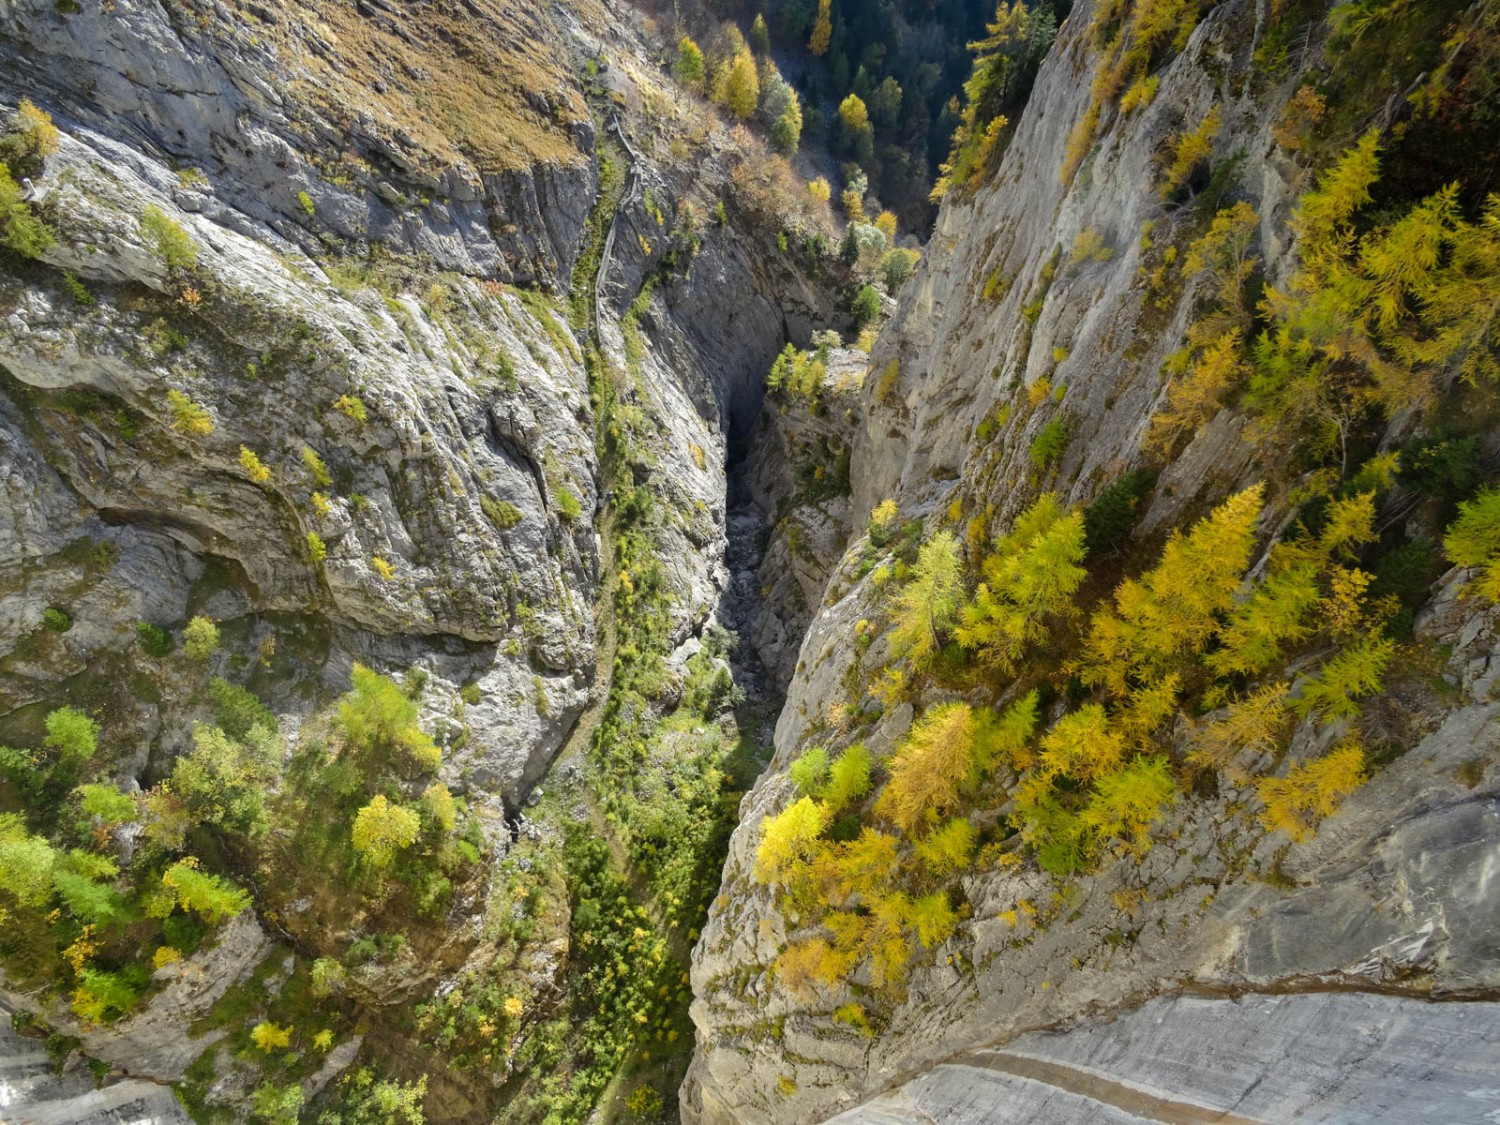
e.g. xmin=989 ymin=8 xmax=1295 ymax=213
xmin=828 ymin=991 xmax=1500 ymax=1124
xmin=0 ymin=0 xmax=595 ymax=287
xmin=0 ymin=117 xmax=599 ymax=804
xmin=0 ymin=1009 xmax=192 ymax=1125
xmin=742 ymin=349 xmax=866 ymax=687
xmin=2 ymin=913 xmax=274 ymax=1083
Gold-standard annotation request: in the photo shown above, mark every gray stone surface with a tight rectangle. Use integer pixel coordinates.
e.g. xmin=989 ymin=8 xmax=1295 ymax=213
xmin=0 ymin=0 xmax=595 ymax=288
xmin=830 ymin=992 xmax=1500 ymax=1125
xmin=681 ymin=0 xmax=1500 ymax=1120
xmin=2 ymin=912 xmax=272 ymax=1084
xmin=0 ymin=1013 xmax=191 ymax=1125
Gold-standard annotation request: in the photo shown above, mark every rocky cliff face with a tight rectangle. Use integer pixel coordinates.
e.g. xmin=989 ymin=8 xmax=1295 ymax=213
xmin=1 ymin=0 xmax=607 ymax=812
xmin=682 ymin=0 xmax=1500 ymax=1120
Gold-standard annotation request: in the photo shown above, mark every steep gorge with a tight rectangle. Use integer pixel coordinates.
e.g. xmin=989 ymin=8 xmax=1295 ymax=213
xmin=1 ymin=0 xmax=1499 ymax=1122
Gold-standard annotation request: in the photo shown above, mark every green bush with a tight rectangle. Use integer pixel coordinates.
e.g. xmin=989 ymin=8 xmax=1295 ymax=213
xmin=41 ymin=607 xmax=72 ymax=632
xmin=61 ymin=271 xmax=94 ymax=305
xmin=136 ymin=621 xmax=174 ymax=657
xmin=181 ymin=615 xmax=219 ymax=661
xmin=253 ymin=1082 xmax=303 ymax=1125
xmin=789 ymin=747 xmax=830 ymax=796
xmin=209 ymin=677 xmax=277 ymax=739
xmin=557 ymin=489 xmax=582 ymax=522
xmin=301 ymin=446 xmax=333 ymax=488
xmin=882 ymin=248 xmax=919 ymax=294
xmin=44 ymin=706 xmax=98 ymax=763
xmin=0 ymin=165 xmax=54 ymax=258
xmin=1398 ymin=434 xmax=1479 ymax=504
xmin=310 ymin=957 xmax=346 ymax=999
xmin=71 ymin=967 xmax=145 ymax=1024
xmin=852 ymin=283 xmax=882 ymax=327
xmin=76 ymin=783 xmax=137 ymax=825
xmin=481 ymin=497 xmax=524 ymax=529
xmin=1029 ymin=417 xmax=1069 ymax=470
xmin=139 ymin=205 xmax=198 ymax=270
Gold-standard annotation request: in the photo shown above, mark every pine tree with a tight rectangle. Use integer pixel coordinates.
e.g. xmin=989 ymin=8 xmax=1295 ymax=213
xmin=1290 ymin=130 xmax=1381 ymax=278
xmin=754 ymin=797 xmax=830 ymax=886
xmin=955 ymin=495 xmax=1086 ymax=671
xmin=826 ymin=827 xmax=899 ymax=904
xmin=768 ymin=84 xmax=803 ymax=155
xmin=914 ymin=818 xmax=976 ymax=878
xmin=1295 ymin=636 xmax=1394 ymax=720
xmin=828 ymin=893 xmax=913 ymax=988
xmin=1318 ymin=491 xmax=1378 ymax=560
xmin=776 ymin=937 xmax=852 ymax=997
xmin=809 ymin=0 xmax=832 ymax=56
xmin=1184 ymin=201 xmax=1260 ymax=313
xmin=1012 ymin=789 xmax=1089 ymax=876
xmin=789 ymin=746 xmax=831 ymax=796
xmin=1205 ymin=562 xmax=1321 ymax=677
xmin=939 ymin=1 xmax=1056 ymax=192
xmin=1083 ymin=485 xmax=1264 ymax=694
xmin=338 ymin=664 xmax=440 ymax=771
xmin=870 ymin=77 xmax=904 ymax=132
xmin=885 ymin=532 xmax=963 ymax=673
xmin=1148 ymin=329 xmax=1247 ymax=451
xmin=1037 ymin=703 xmax=1125 ymax=783
xmin=673 ymin=38 xmax=705 ymax=89
xmin=1117 ymin=673 xmax=1181 ymax=747
xmin=1444 ymin=487 xmax=1500 ymax=602
xmin=0 ymin=814 xmax=56 ymax=907
xmin=1187 ymin=682 xmax=1289 ymax=777
xmin=824 ymin=743 xmax=873 ymax=809
xmin=44 ymin=706 xmax=98 ymax=764
xmin=1256 ymin=739 xmax=1366 ymax=841
xmin=1160 ymin=105 xmax=1221 ymax=200
xmin=750 ymin=13 xmax=770 ymax=54
xmin=722 ymin=49 xmax=760 ymax=119
xmin=908 ymin=892 xmax=958 ymax=948
xmin=160 ymin=859 xmax=252 ymax=923
xmin=1079 ymin=756 xmax=1177 ymax=852
xmin=876 ymin=703 xmax=991 ymax=832
xmin=351 ymin=795 xmax=421 ymax=868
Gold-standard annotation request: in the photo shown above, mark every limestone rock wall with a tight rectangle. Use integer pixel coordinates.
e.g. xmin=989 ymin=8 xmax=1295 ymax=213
xmin=682 ymin=0 xmax=1500 ymax=1120
xmin=0 ymin=0 xmax=596 ymax=286
xmin=827 ymin=991 xmax=1500 ymax=1124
